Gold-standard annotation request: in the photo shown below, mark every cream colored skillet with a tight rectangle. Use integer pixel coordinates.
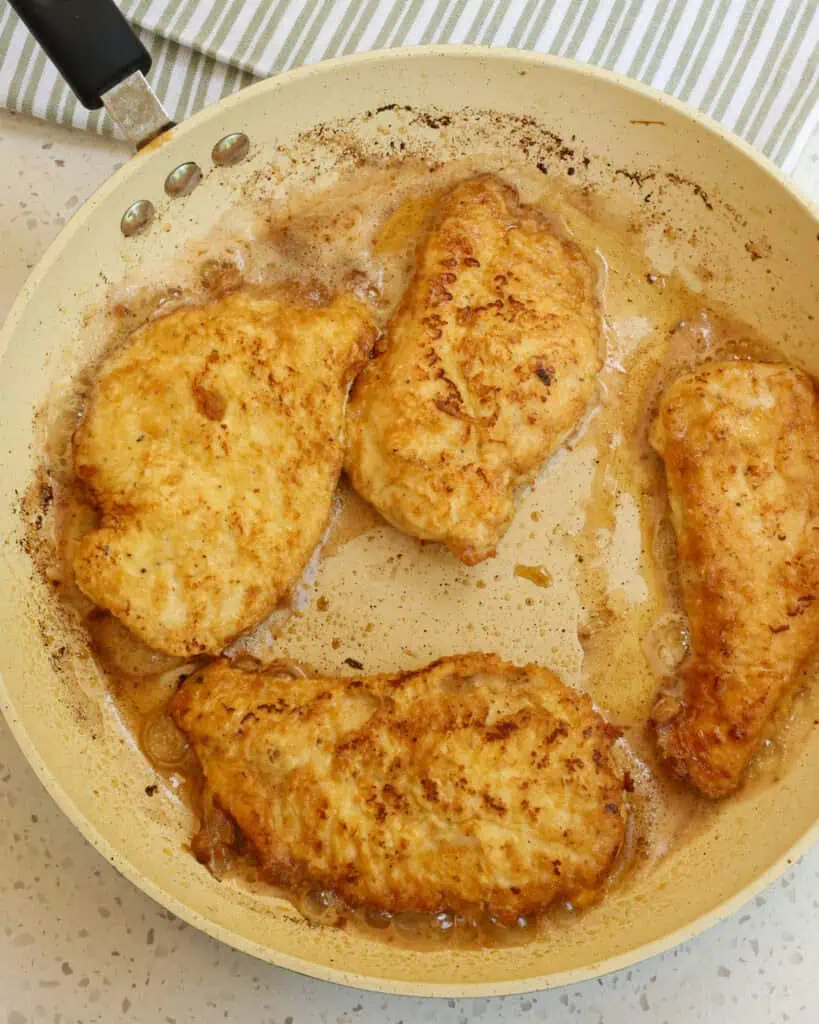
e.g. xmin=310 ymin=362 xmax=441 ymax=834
xmin=1 ymin=0 xmax=819 ymax=999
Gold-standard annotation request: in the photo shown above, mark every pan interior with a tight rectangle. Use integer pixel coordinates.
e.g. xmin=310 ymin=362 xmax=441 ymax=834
xmin=1 ymin=51 xmax=818 ymax=995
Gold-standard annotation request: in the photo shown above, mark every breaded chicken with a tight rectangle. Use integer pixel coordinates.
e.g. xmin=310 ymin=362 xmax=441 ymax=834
xmin=345 ymin=175 xmax=602 ymax=564
xmin=73 ymin=289 xmax=375 ymax=657
xmin=650 ymin=361 xmax=819 ymax=797
xmin=170 ymin=653 xmax=626 ymax=922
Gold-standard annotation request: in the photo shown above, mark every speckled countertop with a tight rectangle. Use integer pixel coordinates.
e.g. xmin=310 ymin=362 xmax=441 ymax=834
xmin=1 ymin=107 xmax=818 ymax=1024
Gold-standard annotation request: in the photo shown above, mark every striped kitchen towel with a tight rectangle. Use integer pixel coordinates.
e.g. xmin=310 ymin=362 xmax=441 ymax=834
xmin=1 ymin=0 xmax=817 ymax=173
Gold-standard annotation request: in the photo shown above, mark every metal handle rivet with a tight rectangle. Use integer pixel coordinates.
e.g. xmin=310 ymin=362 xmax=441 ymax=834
xmin=212 ymin=132 xmax=250 ymax=167
xmin=120 ymin=199 xmax=155 ymax=237
xmin=164 ymin=161 xmax=202 ymax=198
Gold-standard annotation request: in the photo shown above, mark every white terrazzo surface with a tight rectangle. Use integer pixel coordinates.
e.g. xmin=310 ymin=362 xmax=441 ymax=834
xmin=1 ymin=107 xmax=818 ymax=1024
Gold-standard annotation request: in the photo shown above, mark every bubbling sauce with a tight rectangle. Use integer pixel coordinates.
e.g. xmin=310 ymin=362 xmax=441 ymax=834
xmin=26 ymin=153 xmax=819 ymax=950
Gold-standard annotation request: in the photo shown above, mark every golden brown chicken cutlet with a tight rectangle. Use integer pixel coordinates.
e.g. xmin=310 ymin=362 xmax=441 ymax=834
xmin=650 ymin=361 xmax=819 ymax=797
xmin=73 ymin=288 xmax=376 ymax=656
xmin=345 ymin=174 xmax=603 ymax=564
xmin=170 ymin=653 xmax=627 ymax=923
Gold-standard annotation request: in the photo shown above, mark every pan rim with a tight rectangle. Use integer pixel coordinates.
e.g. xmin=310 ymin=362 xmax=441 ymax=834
xmin=1 ymin=44 xmax=818 ymax=998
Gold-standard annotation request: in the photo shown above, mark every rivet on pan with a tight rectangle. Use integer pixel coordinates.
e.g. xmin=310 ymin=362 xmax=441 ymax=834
xmin=212 ymin=132 xmax=250 ymax=167
xmin=164 ymin=161 xmax=202 ymax=198
xmin=120 ymin=199 xmax=155 ymax=237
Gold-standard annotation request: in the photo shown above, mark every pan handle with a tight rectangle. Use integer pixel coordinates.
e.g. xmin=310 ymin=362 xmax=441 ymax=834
xmin=8 ymin=0 xmax=151 ymax=110
xmin=9 ymin=0 xmax=174 ymax=146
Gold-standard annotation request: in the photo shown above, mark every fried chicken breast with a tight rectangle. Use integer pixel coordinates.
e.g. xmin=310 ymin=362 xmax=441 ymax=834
xmin=170 ymin=653 xmax=626 ymax=923
xmin=73 ymin=289 xmax=375 ymax=657
xmin=345 ymin=175 xmax=603 ymax=565
xmin=650 ymin=361 xmax=819 ymax=797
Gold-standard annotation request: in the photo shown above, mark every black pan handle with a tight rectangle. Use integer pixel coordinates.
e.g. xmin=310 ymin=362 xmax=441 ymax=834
xmin=8 ymin=0 xmax=151 ymax=110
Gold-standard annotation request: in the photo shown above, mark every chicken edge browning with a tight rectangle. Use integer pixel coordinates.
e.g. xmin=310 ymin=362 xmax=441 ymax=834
xmin=72 ymin=287 xmax=376 ymax=657
xmin=170 ymin=653 xmax=628 ymax=924
xmin=649 ymin=360 xmax=819 ymax=798
xmin=345 ymin=174 xmax=603 ymax=566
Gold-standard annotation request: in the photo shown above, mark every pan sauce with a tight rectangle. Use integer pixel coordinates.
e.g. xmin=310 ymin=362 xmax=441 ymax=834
xmin=32 ymin=152 xmax=819 ymax=949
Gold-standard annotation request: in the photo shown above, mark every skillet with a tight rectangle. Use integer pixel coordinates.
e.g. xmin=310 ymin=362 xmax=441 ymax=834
xmin=1 ymin=0 xmax=818 ymax=996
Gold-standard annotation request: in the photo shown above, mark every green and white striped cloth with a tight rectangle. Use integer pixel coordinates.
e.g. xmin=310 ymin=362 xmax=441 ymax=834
xmin=1 ymin=1 xmax=817 ymax=172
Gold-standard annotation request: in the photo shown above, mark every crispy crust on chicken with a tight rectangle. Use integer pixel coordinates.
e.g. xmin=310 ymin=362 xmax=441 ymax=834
xmin=650 ymin=361 xmax=819 ymax=797
xmin=73 ymin=288 xmax=375 ymax=656
xmin=171 ymin=653 xmax=626 ymax=921
xmin=345 ymin=175 xmax=602 ymax=564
